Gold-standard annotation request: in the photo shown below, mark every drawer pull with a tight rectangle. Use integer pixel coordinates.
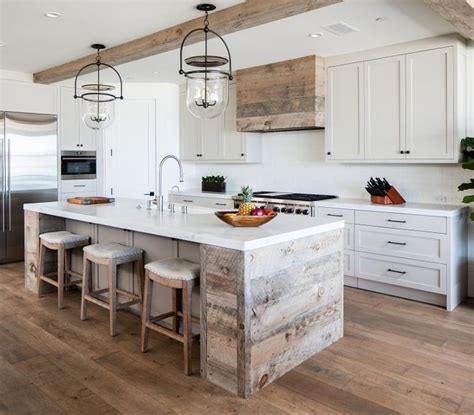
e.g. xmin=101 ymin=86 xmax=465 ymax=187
xmin=387 ymin=241 xmax=407 ymax=246
xmin=73 ymin=185 xmax=86 ymax=188
xmin=215 ymin=203 xmax=227 ymax=206
xmin=183 ymin=199 xmax=194 ymax=203
xmin=387 ymin=219 xmax=406 ymax=223
xmin=387 ymin=268 xmax=407 ymax=275
xmin=327 ymin=214 xmax=343 ymax=217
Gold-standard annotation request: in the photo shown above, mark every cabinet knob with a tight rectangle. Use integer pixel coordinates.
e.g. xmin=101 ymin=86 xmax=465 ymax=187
xmin=327 ymin=152 xmax=331 ymax=156
xmin=240 ymin=153 xmax=245 ymax=157
xmin=406 ymin=150 xmax=410 ymax=154
xmin=400 ymin=150 xmax=405 ymax=154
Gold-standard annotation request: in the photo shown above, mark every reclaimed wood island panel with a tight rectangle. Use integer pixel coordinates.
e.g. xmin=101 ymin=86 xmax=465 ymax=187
xmin=24 ymin=199 xmax=344 ymax=398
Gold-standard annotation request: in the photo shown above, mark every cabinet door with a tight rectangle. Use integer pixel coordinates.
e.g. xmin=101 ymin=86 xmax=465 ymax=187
xmin=179 ymin=92 xmax=199 ymax=160
xmin=222 ymin=84 xmax=245 ymax=160
xmin=364 ymin=56 xmax=406 ymax=160
xmin=406 ymin=47 xmax=454 ymax=160
xmin=105 ymin=99 xmax=156 ymax=198
xmin=200 ymin=116 xmax=221 ymax=160
xmin=326 ymin=63 xmax=364 ymax=160
xmin=79 ymin=117 xmax=97 ymax=151
xmin=59 ymin=87 xmax=80 ymax=150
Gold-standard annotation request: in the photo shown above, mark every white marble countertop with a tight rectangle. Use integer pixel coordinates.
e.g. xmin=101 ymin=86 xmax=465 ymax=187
xmin=169 ymin=189 xmax=466 ymax=217
xmin=24 ymin=198 xmax=344 ymax=251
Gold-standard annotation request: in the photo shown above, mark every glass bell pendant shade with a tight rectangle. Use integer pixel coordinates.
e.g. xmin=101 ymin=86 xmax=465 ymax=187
xmin=186 ymin=72 xmax=229 ymax=119
xmin=81 ymin=97 xmax=115 ymax=130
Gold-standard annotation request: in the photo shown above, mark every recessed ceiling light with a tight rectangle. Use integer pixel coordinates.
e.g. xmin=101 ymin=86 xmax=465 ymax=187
xmin=152 ymin=71 xmax=159 ymax=75
xmin=308 ymin=32 xmax=323 ymax=38
xmin=375 ymin=16 xmax=388 ymax=22
xmin=0 ymin=42 xmax=5 ymax=47
xmin=44 ymin=11 xmax=61 ymax=18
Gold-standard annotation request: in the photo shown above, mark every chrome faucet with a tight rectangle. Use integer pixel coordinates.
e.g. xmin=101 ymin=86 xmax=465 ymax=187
xmin=156 ymin=155 xmax=184 ymax=211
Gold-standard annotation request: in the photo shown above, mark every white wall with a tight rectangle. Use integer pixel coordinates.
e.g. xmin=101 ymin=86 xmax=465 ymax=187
xmin=184 ymin=129 xmax=474 ymax=295
xmin=0 ymin=69 xmax=32 ymax=82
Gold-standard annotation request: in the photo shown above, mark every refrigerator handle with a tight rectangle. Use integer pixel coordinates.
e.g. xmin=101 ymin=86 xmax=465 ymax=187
xmin=7 ymin=139 xmax=11 ymax=232
xmin=1 ymin=136 xmax=5 ymax=233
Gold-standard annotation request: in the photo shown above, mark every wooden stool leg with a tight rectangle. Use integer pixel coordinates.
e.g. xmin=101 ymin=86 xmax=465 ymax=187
xmin=136 ymin=255 xmax=144 ymax=300
xmin=109 ymin=261 xmax=117 ymax=337
xmin=80 ymin=255 xmax=90 ymax=321
xmin=141 ymin=271 xmax=153 ymax=353
xmin=172 ymin=288 xmax=182 ymax=334
xmin=64 ymin=248 xmax=71 ymax=291
xmin=57 ymin=247 xmax=65 ymax=309
xmin=37 ymin=242 xmax=46 ymax=298
xmin=183 ymin=280 xmax=193 ymax=375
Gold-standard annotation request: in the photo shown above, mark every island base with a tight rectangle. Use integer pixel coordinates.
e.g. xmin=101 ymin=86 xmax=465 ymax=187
xmin=200 ymin=228 xmax=344 ymax=398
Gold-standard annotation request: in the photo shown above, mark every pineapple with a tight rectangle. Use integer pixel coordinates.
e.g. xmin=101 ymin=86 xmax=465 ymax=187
xmin=238 ymin=185 xmax=255 ymax=216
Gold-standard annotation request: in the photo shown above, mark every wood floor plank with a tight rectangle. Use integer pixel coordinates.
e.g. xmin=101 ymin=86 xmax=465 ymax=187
xmin=0 ymin=262 xmax=472 ymax=414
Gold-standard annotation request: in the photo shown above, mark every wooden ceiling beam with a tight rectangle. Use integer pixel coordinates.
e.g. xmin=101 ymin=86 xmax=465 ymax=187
xmin=424 ymin=0 xmax=474 ymax=40
xmin=33 ymin=0 xmax=341 ymax=84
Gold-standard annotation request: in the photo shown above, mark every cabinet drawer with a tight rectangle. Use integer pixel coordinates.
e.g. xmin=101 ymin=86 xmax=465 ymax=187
xmin=355 ymin=210 xmax=446 ymax=234
xmin=318 ymin=207 xmax=354 ymax=223
xmin=344 ymin=249 xmax=355 ymax=277
xmin=344 ymin=224 xmax=354 ymax=250
xmin=171 ymin=195 xmax=210 ymax=208
xmin=355 ymin=252 xmax=446 ymax=294
xmin=61 ymin=180 xmax=96 ymax=194
xmin=206 ymin=198 xmax=234 ymax=210
xmin=355 ymin=225 xmax=447 ymax=263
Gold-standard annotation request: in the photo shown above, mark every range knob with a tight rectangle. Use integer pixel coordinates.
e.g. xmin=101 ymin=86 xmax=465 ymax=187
xmin=295 ymin=209 xmax=302 ymax=215
xmin=302 ymin=209 xmax=309 ymax=215
xmin=286 ymin=208 xmax=294 ymax=214
xmin=280 ymin=207 xmax=287 ymax=213
xmin=260 ymin=205 xmax=266 ymax=209
xmin=273 ymin=206 xmax=281 ymax=213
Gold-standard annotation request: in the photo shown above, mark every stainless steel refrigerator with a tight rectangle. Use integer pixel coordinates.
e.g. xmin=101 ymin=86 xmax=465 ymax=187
xmin=0 ymin=112 xmax=58 ymax=263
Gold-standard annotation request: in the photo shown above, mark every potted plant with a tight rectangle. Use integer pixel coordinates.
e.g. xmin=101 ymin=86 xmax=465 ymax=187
xmin=458 ymin=137 xmax=474 ymax=221
xmin=202 ymin=175 xmax=227 ymax=193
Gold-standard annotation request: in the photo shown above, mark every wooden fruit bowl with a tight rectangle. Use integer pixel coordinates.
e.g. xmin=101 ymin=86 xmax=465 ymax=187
xmin=215 ymin=211 xmax=277 ymax=227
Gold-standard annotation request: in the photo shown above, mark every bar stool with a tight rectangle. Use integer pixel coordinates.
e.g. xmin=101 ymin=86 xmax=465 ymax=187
xmin=141 ymin=258 xmax=200 ymax=375
xmin=80 ymin=242 xmax=144 ymax=336
xmin=37 ymin=231 xmax=90 ymax=309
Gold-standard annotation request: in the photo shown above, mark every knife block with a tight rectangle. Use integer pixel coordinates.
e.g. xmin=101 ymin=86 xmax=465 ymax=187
xmin=371 ymin=187 xmax=405 ymax=205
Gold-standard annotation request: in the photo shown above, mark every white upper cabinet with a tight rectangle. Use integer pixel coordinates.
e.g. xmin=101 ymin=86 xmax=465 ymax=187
xmin=406 ymin=47 xmax=453 ymax=160
xmin=0 ymin=80 xmax=57 ymax=114
xmin=326 ymin=63 xmax=364 ymax=160
xmin=364 ymin=56 xmax=406 ymax=160
xmin=179 ymin=83 xmax=262 ymax=163
xmin=326 ymin=37 xmax=466 ymax=163
xmin=59 ymin=87 xmax=97 ymax=151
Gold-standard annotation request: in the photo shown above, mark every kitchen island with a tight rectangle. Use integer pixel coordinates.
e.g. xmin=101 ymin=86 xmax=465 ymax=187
xmin=24 ymin=199 xmax=344 ymax=398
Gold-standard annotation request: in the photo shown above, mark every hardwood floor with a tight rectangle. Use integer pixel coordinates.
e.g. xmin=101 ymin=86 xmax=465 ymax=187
xmin=0 ymin=262 xmax=472 ymax=414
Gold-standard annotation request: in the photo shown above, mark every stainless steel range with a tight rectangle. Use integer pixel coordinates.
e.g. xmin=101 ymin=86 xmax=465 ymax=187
xmin=232 ymin=191 xmax=337 ymax=216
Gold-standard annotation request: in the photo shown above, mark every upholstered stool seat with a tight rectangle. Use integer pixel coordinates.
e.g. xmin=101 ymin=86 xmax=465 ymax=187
xmin=141 ymin=258 xmax=200 ymax=375
xmin=37 ymin=231 xmax=90 ymax=309
xmin=81 ymin=242 xmax=144 ymax=337
xmin=145 ymin=258 xmax=200 ymax=281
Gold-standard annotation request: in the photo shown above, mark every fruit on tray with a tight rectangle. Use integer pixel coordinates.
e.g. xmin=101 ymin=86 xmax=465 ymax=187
xmin=252 ymin=207 xmax=264 ymax=216
xmin=264 ymin=209 xmax=274 ymax=216
xmin=238 ymin=185 xmax=256 ymax=216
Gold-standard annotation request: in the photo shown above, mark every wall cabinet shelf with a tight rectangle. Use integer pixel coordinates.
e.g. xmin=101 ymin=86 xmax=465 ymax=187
xmin=59 ymin=86 xmax=97 ymax=151
xmin=179 ymin=83 xmax=262 ymax=163
xmin=326 ymin=38 xmax=467 ymax=163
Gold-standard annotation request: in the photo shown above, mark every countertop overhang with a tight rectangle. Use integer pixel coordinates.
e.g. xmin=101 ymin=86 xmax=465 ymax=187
xmin=24 ymin=198 xmax=344 ymax=251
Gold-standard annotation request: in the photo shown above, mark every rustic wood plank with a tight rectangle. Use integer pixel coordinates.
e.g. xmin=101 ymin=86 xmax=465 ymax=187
xmin=236 ymin=55 xmax=325 ymax=131
xmin=33 ymin=0 xmax=341 ymax=84
xmin=424 ymin=0 xmax=474 ymax=40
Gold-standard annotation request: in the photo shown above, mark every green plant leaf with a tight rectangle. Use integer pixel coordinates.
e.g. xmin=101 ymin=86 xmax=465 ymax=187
xmin=462 ymin=159 xmax=474 ymax=170
xmin=471 ymin=211 xmax=474 ymax=221
xmin=462 ymin=195 xmax=474 ymax=204
xmin=461 ymin=137 xmax=474 ymax=149
xmin=458 ymin=181 xmax=474 ymax=191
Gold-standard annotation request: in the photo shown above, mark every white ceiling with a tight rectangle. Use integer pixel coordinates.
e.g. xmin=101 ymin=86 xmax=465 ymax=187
xmin=0 ymin=0 xmax=244 ymax=73
xmin=0 ymin=0 xmax=456 ymax=85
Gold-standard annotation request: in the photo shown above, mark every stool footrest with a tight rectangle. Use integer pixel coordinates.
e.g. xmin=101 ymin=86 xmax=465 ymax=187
xmin=39 ymin=274 xmax=82 ymax=288
xmin=85 ymin=290 xmax=142 ymax=310
xmin=145 ymin=320 xmax=200 ymax=343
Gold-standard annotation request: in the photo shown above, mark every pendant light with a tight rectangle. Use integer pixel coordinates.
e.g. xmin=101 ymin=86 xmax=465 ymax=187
xmin=74 ymin=44 xmax=124 ymax=130
xmin=179 ymin=4 xmax=233 ymax=119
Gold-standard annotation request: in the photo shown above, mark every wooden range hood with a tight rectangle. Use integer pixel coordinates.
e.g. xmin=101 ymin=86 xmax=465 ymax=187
xmin=236 ymin=55 xmax=325 ymax=132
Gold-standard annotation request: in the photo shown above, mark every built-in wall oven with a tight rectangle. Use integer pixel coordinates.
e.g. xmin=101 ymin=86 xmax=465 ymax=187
xmin=61 ymin=151 xmax=97 ymax=180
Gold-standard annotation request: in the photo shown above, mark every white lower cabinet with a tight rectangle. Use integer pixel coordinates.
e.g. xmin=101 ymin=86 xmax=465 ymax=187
xmin=319 ymin=203 xmax=467 ymax=311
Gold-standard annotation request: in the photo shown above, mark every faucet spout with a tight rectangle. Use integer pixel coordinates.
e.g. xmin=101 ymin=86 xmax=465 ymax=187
xmin=157 ymin=155 xmax=184 ymax=211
